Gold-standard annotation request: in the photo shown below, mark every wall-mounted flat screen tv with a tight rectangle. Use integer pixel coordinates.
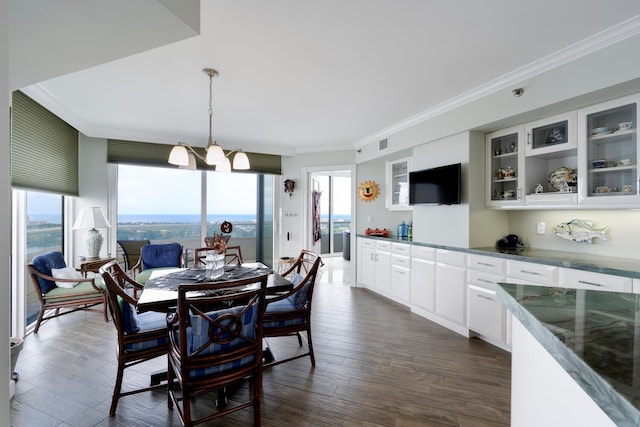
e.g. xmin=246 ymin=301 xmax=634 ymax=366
xmin=409 ymin=163 xmax=461 ymax=205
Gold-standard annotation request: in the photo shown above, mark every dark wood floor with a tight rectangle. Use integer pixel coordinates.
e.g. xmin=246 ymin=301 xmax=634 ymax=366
xmin=10 ymin=259 xmax=511 ymax=426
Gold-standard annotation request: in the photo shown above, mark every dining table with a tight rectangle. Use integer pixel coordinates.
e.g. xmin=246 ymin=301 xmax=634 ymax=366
xmin=137 ymin=262 xmax=293 ymax=313
xmin=137 ymin=262 xmax=293 ymax=386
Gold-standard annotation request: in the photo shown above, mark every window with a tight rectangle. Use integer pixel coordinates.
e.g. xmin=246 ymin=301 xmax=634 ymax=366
xmin=23 ymin=191 xmax=63 ymax=328
xmin=117 ymin=164 xmax=274 ymax=266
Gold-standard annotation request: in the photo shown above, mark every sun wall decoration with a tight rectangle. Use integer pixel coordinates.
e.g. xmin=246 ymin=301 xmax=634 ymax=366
xmin=357 ymin=180 xmax=380 ymax=202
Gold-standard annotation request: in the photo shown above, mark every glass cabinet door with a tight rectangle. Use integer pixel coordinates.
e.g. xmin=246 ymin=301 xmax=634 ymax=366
xmin=486 ymin=126 xmax=524 ymax=207
xmin=525 ymin=112 xmax=577 ymax=157
xmin=385 ymin=157 xmax=412 ymax=210
xmin=578 ymin=95 xmax=639 ymax=206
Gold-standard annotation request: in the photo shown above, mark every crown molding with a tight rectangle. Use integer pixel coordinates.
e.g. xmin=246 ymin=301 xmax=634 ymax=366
xmin=353 ymin=15 xmax=640 ymax=149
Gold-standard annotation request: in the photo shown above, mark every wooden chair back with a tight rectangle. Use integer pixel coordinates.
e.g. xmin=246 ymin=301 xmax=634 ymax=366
xmin=167 ymin=275 xmax=268 ymax=426
xmin=117 ymin=239 xmax=150 ymax=272
xmin=263 ymin=250 xmax=322 ymax=367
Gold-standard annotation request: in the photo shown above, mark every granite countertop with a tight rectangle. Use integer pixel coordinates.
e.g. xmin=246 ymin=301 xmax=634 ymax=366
xmin=356 ymin=234 xmax=640 ymax=279
xmin=497 ymin=283 xmax=640 ymax=426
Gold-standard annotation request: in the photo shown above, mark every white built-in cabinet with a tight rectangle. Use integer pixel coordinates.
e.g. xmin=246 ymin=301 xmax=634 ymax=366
xmin=410 ymin=246 xmax=436 ymax=314
xmin=435 ymin=249 xmax=467 ymax=329
xmin=358 ymin=236 xmax=639 ymax=352
xmin=577 ymin=94 xmax=640 ymax=206
xmin=390 ymin=243 xmax=411 ymax=304
xmin=467 ymin=254 xmax=507 ymax=346
xmin=385 ymin=157 xmax=412 ymax=210
xmin=485 ymin=93 xmax=640 ymax=209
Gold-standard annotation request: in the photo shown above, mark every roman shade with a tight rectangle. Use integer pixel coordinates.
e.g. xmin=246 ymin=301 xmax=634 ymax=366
xmin=11 ymin=91 xmax=79 ymax=196
xmin=107 ymin=139 xmax=282 ymax=175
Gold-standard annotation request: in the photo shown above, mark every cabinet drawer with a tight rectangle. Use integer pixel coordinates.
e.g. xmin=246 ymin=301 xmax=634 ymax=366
xmin=437 ymin=249 xmax=467 ymax=267
xmin=468 ymin=254 xmax=506 ymax=275
xmin=392 ymin=243 xmax=411 ymax=255
xmin=376 ymin=241 xmax=391 ymax=252
xmin=468 ymin=270 xmax=506 ymax=291
xmin=467 ymin=285 xmax=504 ymax=342
xmin=412 ymin=245 xmax=436 ymax=261
xmin=508 ymin=260 xmax=558 ymax=285
xmin=559 ymin=268 xmax=632 ymax=292
xmin=361 ymin=239 xmax=375 ymax=249
xmin=392 ymin=254 xmax=411 ymax=268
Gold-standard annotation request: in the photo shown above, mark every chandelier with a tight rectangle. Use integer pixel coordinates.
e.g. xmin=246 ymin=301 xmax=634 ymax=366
xmin=168 ymin=68 xmax=250 ymax=172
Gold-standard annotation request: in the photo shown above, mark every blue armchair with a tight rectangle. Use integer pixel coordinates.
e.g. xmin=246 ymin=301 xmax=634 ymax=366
xmin=28 ymin=251 xmax=108 ymax=333
xmin=132 ymin=242 xmax=184 ymax=284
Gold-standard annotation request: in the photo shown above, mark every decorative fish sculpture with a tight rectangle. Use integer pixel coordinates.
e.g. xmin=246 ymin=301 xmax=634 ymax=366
xmin=552 ymin=219 xmax=608 ymax=244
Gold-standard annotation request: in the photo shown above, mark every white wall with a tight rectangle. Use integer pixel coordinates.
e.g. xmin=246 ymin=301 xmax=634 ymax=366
xmin=508 ymin=209 xmax=640 ymax=259
xmin=279 ymin=150 xmax=356 ymax=258
xmin=74 ymin=135 xmax=111 ymax=260
xmin=2 ymin=0 xmax=12 ymax=421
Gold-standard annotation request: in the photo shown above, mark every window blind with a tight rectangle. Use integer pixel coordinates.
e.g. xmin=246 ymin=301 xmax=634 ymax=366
xmin=107 ymin=139 xmax=282 ymax=175
xmin=11 ymin=91 xmax=79 ymax=195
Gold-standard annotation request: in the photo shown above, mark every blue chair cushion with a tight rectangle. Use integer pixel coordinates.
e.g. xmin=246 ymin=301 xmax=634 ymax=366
xmin=178 ymin=304 xmax=258 ymax=378
xmin=123 ymin=311 xmax=168 ymax=352
xmin=264 ymin=298 xmax=306 ymax=329
xmin=140 ymin=243 xmax=182 ymax=270
xmin=32 ymin=251 xmax=67 ymax=294
xmin=121 ymin=299 xmax=140 ymax=334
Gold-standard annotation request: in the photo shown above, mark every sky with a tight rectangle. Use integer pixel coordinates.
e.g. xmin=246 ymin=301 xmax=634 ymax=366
xmin=118 ymin=164 xmax=257 ymax=215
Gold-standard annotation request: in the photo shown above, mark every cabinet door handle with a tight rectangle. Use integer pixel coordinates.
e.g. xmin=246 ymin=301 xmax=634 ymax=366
xmin=520 ymin=270 xmax=541 ymax=276
xmin=527 ymin=132 xmax=531 ymax=145
xmin=478 ymin=278 xmax=494 ymax=284
xmin=478 ymin=262 xmax=495 ymax=267
xmin=517 ymin=187 xmax=522 ymax=200
xmin=578 ymin=280 xmax=603 ymax=287
xmin=477 ymin=294 xmax=494 ymax=301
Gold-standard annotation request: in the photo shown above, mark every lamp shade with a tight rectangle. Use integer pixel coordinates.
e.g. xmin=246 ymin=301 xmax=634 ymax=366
xmin=205 ymin=143 xmax=226 ymax=165
xmin=232 ymin=151 xmax=250 ymax=170
xmin=216 ymin=157 xmax=232 ymax=173
xmin=73 ymin=207 xmax=111 ymax=230
xmin=168 ymin=145 xmax=189 ymax=166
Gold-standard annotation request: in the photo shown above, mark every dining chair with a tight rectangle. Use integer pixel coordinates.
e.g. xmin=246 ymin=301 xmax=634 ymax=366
xmin=27 ymin=251 xmax=108 ymax=333
xmin=262 ymin=250 xmax=322 ymax=367
xmin=132 ymin=242 xmax=184 ymax=284
xmin=166 ymin=275 xmax=268 ymax=426
xmin=117 ymin=239 xmax=151 ymax=273
xmin=99 ymin=260 xmax=169 ymax=416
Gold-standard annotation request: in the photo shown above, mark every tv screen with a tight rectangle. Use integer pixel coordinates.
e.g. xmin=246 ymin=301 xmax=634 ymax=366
xmin=409 ymin=163 xmax=461 ymax=205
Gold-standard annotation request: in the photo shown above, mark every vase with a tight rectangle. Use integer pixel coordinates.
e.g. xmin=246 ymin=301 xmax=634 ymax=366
xmin=205 ymin=251 xmax=225 ymax=280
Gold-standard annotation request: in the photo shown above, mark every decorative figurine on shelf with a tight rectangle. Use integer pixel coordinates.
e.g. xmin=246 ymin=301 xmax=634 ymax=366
xmin=535 ymin=183 xmax=544 ymax=194
xmin=510 ymin=142 xmax=517 ymax=152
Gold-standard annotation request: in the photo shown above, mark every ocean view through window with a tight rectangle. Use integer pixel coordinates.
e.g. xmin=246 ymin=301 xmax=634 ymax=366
xmin=117 ymin=165 xmax=263 ymax=265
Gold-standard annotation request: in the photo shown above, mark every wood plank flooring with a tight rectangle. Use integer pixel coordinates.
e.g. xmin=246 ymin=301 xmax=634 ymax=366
xmin=10 ymin=258 xmax=511 ymax=426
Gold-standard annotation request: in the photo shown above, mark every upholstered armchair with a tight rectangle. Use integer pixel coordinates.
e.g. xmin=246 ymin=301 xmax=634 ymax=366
xmin=132 ymin=242 xmax=184 ymax=284
xmin=27 ymin=251 xmax=108 ymax=333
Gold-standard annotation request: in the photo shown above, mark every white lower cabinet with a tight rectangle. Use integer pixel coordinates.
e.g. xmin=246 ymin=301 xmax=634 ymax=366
xmin=559 ymin=267 xmax=632 ymax=292
xmin=467 ymin=255 xmax=507 ymax=348
xmin=390 ymin=243 xmax=411 ymax=304
xmin=357 ymin=238 xmax=390 ymax=294
xmin=411 ymin=246 xmax=436 ymax=313
xmin=374 ymin=241 xmax=391 ymax=295
xmin=436 ymin=250 xmax=468 ymax=330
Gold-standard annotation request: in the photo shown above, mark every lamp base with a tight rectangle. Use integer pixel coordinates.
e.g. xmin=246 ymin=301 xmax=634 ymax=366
xmin=84 ymin=228 xmax=103 ymax=259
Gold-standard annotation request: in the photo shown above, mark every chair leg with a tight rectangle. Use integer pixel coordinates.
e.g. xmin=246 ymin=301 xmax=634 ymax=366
xmin=102 ymin=297 xmax=109 ymax=322
xmin=306 ymin=327 xmax=316 ymax=367
xmin=296 ymin=332 xmax=303 ymax=346
xmin=33 ymin=307 xmax=46 ymax=333
xmin=253 ymin=371 xmax=261 ymax=426
xmin=110 ymin=362 xmax=125 ymax=416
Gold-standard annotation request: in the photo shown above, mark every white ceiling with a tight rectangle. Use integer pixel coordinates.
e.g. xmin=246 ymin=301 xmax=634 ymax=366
xmin=12 ymin=1 xmax=640 ymax=156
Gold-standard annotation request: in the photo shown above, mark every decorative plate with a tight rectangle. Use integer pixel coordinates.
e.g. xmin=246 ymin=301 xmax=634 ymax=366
xmin=357 ymin=180 xmax=380 ymax=202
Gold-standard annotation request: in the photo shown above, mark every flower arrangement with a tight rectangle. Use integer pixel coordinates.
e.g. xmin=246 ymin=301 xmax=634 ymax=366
xmin=209 ymin=234 xmax=227 ymax=255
